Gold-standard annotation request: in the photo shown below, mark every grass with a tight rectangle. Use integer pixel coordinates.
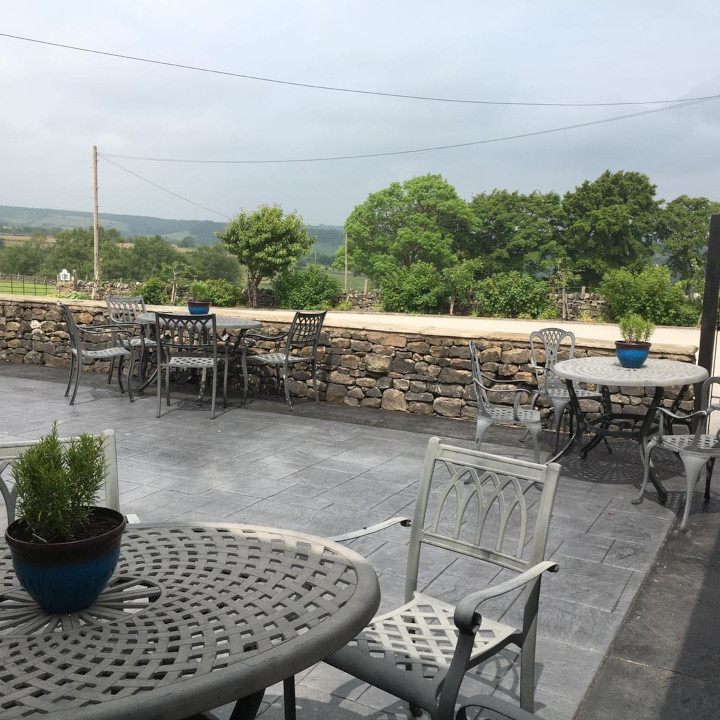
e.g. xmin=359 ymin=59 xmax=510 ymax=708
xmin=0 ymin=280 xmax=56 ymax=296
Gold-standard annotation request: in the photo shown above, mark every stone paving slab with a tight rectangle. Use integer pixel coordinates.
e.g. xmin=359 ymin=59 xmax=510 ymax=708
xmin=0 ymin=363 xmax=692 ymax=719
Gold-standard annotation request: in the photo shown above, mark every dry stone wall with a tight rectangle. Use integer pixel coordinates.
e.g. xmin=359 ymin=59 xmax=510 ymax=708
xmin=0 ymin=297 xmax=698 ymax=422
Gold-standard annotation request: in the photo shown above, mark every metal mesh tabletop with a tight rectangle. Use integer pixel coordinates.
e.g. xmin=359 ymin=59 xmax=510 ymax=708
xmin=0 ymin=523 xmax=380 ymax=720
xmin=553 ymin=357 xmax=708 ymax=388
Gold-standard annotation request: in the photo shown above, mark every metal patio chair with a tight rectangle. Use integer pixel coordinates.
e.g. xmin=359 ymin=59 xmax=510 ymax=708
xmin=244 ymin=310 xmax=326 ymax=409
xmin=528 ymin=328 xmax=601 ymax=454
xmin=0 ymin=429 xmax=138 ymax=524
xmin=155 ymin=312 xmax=227 ymax=419
xmin=57 ymin=301 xmax=135 ymax=406
xmin=106 ymin=295 xmax=156 ymax=382
xmin=639 ymin=375 xmax=720 ymax=530
xmin=456 ymin=695 xmax=545 ymax=719
xmin=470 ymin=340 xmax=542 ymax=463
xmin=324 ymin=437 xmax=561 ymax=719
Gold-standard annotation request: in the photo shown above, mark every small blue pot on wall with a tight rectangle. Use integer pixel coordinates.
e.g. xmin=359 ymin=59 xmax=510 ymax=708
xmin=615 ymin=341 xmax=651 ymax=369
xmin=187 ymin=300 xmax=211 ymax=315
xmin=4 ymin=507 xmax=126 ymax=615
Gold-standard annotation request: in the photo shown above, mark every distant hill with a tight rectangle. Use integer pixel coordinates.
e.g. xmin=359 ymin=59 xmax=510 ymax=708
xmin=0 ymin=205 xmax=344 ymax=255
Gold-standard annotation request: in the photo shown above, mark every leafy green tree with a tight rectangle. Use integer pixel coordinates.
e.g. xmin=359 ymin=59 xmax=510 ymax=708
xmin=476 ymin=272 xmax=554 ymax=319
xmin=563 ymin=170 xmax=661 ymax=285
xmin=219 ymin=205 xmax=314 ymax=307
xmin=138 ymin=277 xmax=169 ymax=305
xmin=273 ymin=265 xmax=342 ymax=310
xmin=341 ymin=174 xmax=474 ymax=282
xmin=600 ymin=265 xmax=699 ymax=326
xmin=186 ymin=243 xmax=242 ymax=282
xmin=469 ymin=190 xmax=565 ymax=276
xmin=381 ymin=261 xmax=450 ymax=314
xmin=126 ymin=236 xmax=183 ymax=281
xmin=188 ymin=279 xmax=242 ymax=307
xmin=658 ymin=195 xmax=720 ymax=293
xmin=443 ymin=259 xmax=480 ymax=315
xmin=178 ymin=236 xmax=197 ymax=248
xmin=42 ymin=227 xmax=122 ymax=279
xmin=0 ymin=233 xmax=50 ymax=275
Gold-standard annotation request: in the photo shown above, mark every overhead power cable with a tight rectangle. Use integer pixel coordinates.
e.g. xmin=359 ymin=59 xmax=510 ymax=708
xmin=1 ymin=31 xmax=718 ymax=108
xmin=99 ymin=156 xmax=230 ymax=219
xmin=99 ymin=95 xmax=719 ymax=165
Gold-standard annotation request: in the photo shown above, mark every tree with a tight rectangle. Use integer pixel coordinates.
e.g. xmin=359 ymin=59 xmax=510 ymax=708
xmin=443 ymin=259 xmax=480 ymax=315
xmin=340 ymin=174 xmax=474 ymax=282
xmin=125 ymin=236 xmax=183 ymax=281
xmin=42 ymin=227 xmax=124 ymax=279
xmin=562 ymin=170 xmax=661 ymax=285
xmin=469 ymin=190 xmax=565 ymax=276
xmin=186 ymin=243 xmax=242 ymax=282
xmin=219 ymin=205 xmax=314 ymax=307
xmin=381 ymin=261 xmax=450 ymax=314
xmin=658 ymin=195 xmax=720 ymax=294
xmin=0 ymin=233 xmax=50 ymax=275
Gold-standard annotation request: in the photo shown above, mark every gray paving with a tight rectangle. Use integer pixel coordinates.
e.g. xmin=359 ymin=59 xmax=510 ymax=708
xmin=0 ymin=362 xmax=704 ymax=720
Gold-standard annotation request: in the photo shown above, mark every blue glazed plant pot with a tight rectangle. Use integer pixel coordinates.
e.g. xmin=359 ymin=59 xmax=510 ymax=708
xmin=615 ymin=341 xmax=651 ymax=369
xmin=188 ymin=300 xmax=211 ymax=315
xmin=4 ymin=507 xmax=126 ymax=615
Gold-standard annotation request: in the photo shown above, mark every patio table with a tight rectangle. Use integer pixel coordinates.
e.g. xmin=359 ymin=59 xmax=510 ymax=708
xmin=136 ymin=312 xmax=262 ymax=398
xmin=553 ymin=356 xmax=708 ymax=501
xmin=0 ymin=522 xmax=380 ymax=720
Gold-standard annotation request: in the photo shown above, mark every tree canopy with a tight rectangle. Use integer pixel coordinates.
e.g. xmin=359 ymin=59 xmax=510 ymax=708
xmin=218 ymin=205 xmax=314 ymax=307
xmin=341 ymin=174 xmax=475 ymax=281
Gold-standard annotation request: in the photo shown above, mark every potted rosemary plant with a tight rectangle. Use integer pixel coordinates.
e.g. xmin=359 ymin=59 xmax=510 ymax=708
xmin=188 ymin=281 xmax=212 ymax=315
xmin=4 ymin=422 xmax=126 ymax=614
xmin=616 ymin=313 xmax=655 ymax=368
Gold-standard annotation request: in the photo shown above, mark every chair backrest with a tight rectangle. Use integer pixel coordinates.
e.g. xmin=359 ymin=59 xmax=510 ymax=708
xmin=529 ymin=328 xmax=576 ymax=389
xmin=469 ymin=340 xmax=494 ymax=418
xmin=0 ymin=429 xmax=120 ymax=524
xmin=285 ymin=311 xmax=327 ymax=357
xmin=155 ymin=313 xmax=218 ymax=359
xmin=404 ymin=437 xmax=561 ymax=602
xmin=57 ymin=301 xmax=82 ymax=351
xmin=106 ymin=296 xmax=146 ymax=324
xmin=676 ymin=375 xmax=720 ymax=451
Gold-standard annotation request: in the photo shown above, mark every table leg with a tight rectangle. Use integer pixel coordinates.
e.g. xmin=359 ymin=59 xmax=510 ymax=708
xmin=634 ymin=385 xmax=668 ymax=504
xmin=228 ymin=689 xmax=265 ymax=720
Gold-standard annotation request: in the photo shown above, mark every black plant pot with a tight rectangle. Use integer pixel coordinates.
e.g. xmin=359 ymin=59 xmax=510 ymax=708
xmin=4 ymin=507 xmax=126 ymax=614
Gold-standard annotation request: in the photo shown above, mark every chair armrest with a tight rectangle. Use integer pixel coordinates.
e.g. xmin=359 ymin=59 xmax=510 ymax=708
xmin=329 ymin=516 xmax=411 ymax=543
xmin=454 ymin=560 xmax=559 ymax=633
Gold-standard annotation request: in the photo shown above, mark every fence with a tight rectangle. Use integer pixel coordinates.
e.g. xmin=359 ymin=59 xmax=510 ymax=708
xmin=0 ymin=274 xmax=56 ymax=296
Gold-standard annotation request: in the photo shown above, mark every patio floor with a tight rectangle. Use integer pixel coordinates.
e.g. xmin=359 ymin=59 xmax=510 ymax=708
xmin=1 ymin=362 xmax=714 ymax=720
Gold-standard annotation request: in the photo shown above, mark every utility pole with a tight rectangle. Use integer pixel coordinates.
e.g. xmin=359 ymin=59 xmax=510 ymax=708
xmin=344 ymin=233 xmax=348 ymax=297
xmin=92 ymin=145 xmax=100 ymax=298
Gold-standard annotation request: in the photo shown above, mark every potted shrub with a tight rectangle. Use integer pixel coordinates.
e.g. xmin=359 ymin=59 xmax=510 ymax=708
xmin=188 ymin=281 xmax=212 ymax=314
xmin=4 ymin=422 xmax=126 ymax=614
xmin=616 ymin=313 xmax=655 ymax=368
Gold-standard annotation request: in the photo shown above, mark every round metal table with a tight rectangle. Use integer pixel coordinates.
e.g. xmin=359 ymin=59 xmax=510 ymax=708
xmin=553 ymin=356 xmax=709 ymax=501
xmin=0 ymin=523 xmax=380 ymax=720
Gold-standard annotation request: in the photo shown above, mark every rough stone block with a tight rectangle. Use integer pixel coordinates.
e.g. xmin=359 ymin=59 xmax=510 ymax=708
xmin=408 ymin=402 xmax=433 ymax=415
xmin=381 ymin=388 xmax=407 ymax=411
xmin=365 ymin=354 xmax=392 ymax=372
xmin=433 ymin=397 xmax=462 ymax=417
xmin=438 ymin=367 xmax=471 ymax=384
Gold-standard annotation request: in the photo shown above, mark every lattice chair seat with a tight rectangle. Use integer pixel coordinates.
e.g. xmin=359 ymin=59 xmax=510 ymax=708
xmin=246 ymin=352 xmax=306 ymax=366
xmin=129 ymin=336 xmax=157 ymax=347
xmin=326 ymin=438 xmax=561 ymax=720
xmin=543 ymin=385 xmax=598 ymax=401
xmin=488 ymin=407 xmax=541 ymax=424
xmin=168 ymin=356 xmax=217 ymax=369
xmin=639 ymin=376 xmax=720 ymax=530
xmin=339 ymin=592 xmax=517 ymax=711
xmin=73 ymin=346 xmax=132 ymax=360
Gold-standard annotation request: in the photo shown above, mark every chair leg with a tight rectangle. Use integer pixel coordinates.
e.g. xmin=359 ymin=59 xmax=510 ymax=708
xmin=69 ymin=354 xmax=82 ymax=405
xmin=65 ymin=353 xmax=76 ymax=398
xmin=107 ymin=356 xmax=115 ymax=384
xmin=679 ymin=453 xmax=707 ymax=530
xmin=706 ymin=458 xmax=716 ymax=501
xmin=210 ymin=362 xmax=218 ymax=419
xmin=241 ymin=351 xmax=249 ymax=405
xmin=551 ymin=399 xmax=569 ymax=455
xmin=526 ymin=421 xmax=542 ymax=463
xmin=283 ymin=363 xmax=293 ymax=410
xmin=474 ymin=417 xmax=492 ymax=452
xmin=311 ymin=359 xmax=319 ymax=402
xmin=283 ymin=676 xmax=296 ymax=720
xmin=156 ymin=360 xmax=163 ymax=418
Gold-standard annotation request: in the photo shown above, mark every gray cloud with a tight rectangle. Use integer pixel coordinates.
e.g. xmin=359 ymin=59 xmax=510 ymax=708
xmin=1 ymin=0 xmax=719 ymax=226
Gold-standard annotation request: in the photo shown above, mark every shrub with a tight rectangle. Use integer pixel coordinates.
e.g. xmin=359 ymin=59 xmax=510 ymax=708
xmin=618 ymin=313 xmax=655 ymax=342
xmin=475 ymin=272 xmax=553 ymax=318
xmin=273 ymin=265 xmax=342 ymax=310
xmin=139 ymin=277 xmax=169 ymax=305
xmin=600 ymin=265 xmax=699 ymax=326
xmin=380 ymin=262 xmax=449 ymax=314
xmin=189 ymin=279 xmax=241 ymax=307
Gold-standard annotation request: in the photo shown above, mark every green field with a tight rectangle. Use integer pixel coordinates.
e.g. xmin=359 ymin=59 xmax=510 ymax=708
xmin=0 ymin=279 xmax=56 ymax=295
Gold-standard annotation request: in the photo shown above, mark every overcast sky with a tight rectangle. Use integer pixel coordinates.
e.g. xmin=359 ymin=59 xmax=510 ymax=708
xmin=1 ymin=1 xmax=719 ymax=227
